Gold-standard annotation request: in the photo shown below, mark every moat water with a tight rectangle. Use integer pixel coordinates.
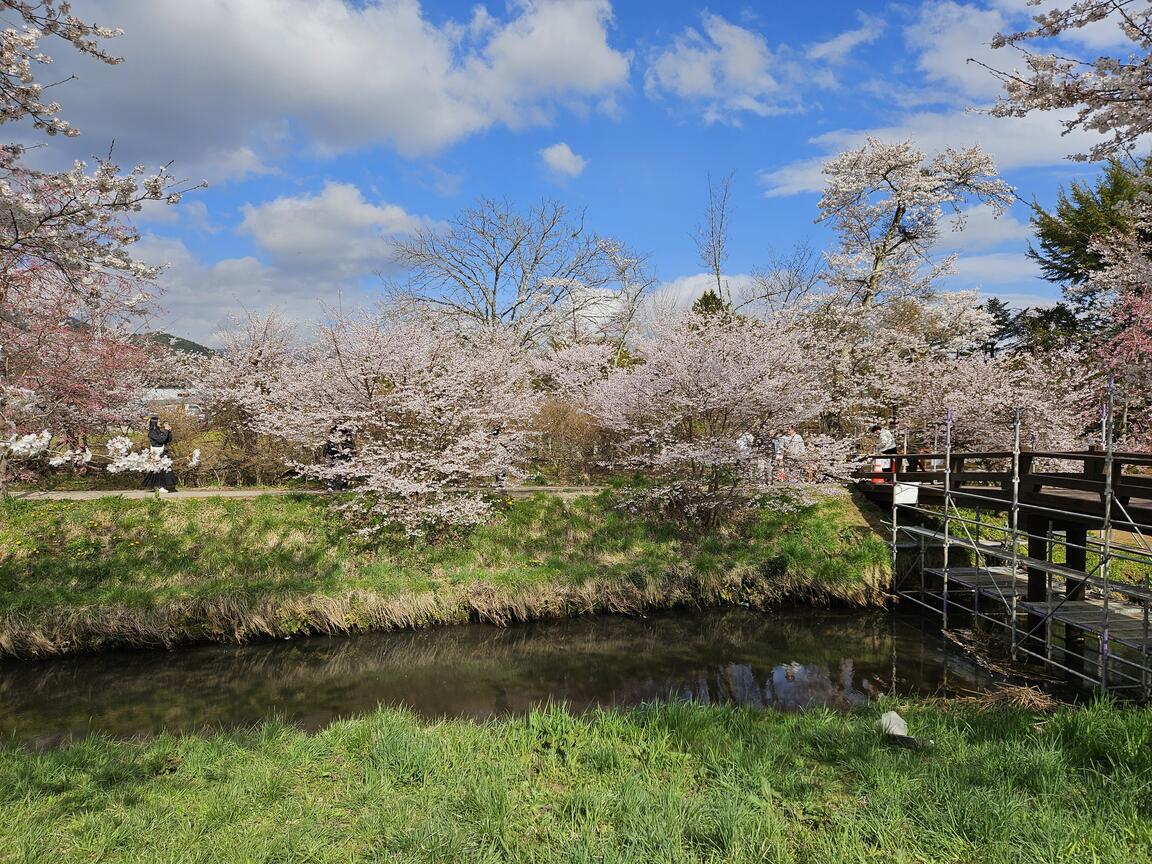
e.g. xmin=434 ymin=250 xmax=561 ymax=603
xmin=0 ymin=608 xmax=994 ymax=748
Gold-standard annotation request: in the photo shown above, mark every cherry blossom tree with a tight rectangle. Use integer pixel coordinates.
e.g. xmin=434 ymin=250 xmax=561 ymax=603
xmin=0 ymin=1 xmax=207 ymax=497
xmin=985 ymin=1 xmax=1152 ymax=162
xmin=0 ymin=1 xmax=196 ymax=452
xmin=803 ymin=138 xmax=1014 ymax=434
xmin=252 ymin=310 xmax=540 ymax=536
xmin=587 ymin=310 xmax=832 ymax=525
xmin=891 ymin=351 xmax=1094 ymax=451
xmin=1079 ymin=218 xmax=1152 ymax=446
xmin=1102 ymin=292 xmax=1152 ymax=448
xmin=817 ymin=138 xmax=1015 ymax=307
xmin=1103 ymin=291 xmax=1152 ymax=387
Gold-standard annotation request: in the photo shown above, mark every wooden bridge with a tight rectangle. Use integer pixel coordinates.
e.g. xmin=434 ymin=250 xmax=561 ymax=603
xmin=860 ymin=446 xmax=1152 ymax=696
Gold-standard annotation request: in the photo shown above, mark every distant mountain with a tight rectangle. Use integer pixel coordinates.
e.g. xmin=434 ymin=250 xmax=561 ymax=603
xmin=135 ymin=332 xmax=217 ymax=356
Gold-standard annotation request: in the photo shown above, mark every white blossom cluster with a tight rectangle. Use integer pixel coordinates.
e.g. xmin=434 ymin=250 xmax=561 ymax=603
xmin=0 ymin=430 xmax=51 ymax=459
xmin=105 ymin=435 xmax=134 ymax=458
xmin=106 ymin=448 xmax=173 ymax=475
xmin=48 ymin=447 xmax=92 ymax=468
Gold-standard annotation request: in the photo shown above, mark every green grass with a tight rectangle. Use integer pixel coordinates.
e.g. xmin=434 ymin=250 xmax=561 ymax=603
xmin=0 ymin=490 xmax=890 ymax=657
xmin=0 ymin=698 xmax=1148 ymax=863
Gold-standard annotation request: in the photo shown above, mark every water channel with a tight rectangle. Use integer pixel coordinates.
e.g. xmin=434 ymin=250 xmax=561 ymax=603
xmin=0 ymin=608 xmax=994 ymax=749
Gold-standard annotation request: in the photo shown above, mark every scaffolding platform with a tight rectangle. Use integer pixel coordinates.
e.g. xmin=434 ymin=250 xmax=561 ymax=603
xmin=924 ymin=566 xmax=1028 ymax=597
xmin=874 ymin=412 xmax=1152 ymax=695
xmin=1018 ymin=599 xmax=1152 ymax=650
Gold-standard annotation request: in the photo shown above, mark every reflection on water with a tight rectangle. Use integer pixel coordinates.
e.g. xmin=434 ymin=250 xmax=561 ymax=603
xmin=0 ymin=608 xmax=992 ymax=748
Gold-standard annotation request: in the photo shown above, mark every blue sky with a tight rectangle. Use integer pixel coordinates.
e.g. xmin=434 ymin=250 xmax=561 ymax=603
xmin=38 ymin=0 xmax=1128 ymax=342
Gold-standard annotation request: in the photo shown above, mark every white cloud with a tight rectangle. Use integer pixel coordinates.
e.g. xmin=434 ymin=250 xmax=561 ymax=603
xmin=644 ymin=13 xmax=802 ymax=123
xmin=904 ymin=1 xmax=1007 ymax=101
xmin=946 ymin=250 xmax=1043 ymax=286
xmin=808 ymin=12 xmax=886 ymax=63
xmin=648 ymin=273 xmax=758 ymax=313
xmin=539 ymin=142 xmax=588 ymax=178
xmin=239 ymin=182 xmax=426 ymax=275
xmin=939 ymin=203 xmax=1034 ymax=253
xmin=139 ymin=183 xmax=431 ymax=343
xmin=43 ymin=0 xmax=629 ymax=178
xmin=139 ymin=232 xmax=384 ymax=345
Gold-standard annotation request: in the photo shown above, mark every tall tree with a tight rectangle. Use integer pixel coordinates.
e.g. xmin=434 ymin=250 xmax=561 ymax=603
xmin=693 ymin=172 xmax=733 ymax=304
xmin=0 ymin=1 xmax=191 ymax=455
xmin=980 ymin=297 xmax=1015 ymax=356
xmin=1029 ymin=159 xmax=1151 ymax=312
xmin=589 ymin=310 xmax=830 ymax=525
xmin=817 ymin=138 xmax=1015 ymax=307
xmin=391 ymin=198 xmax=646 ymax=346
xmin=805 ymin=138 xmax=1011 ymax=432
xmin=250 ymin=309 xmax=540 ymax=536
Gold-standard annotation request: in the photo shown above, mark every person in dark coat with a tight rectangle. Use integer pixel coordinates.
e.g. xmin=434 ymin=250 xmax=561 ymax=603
xmin=323 ymin=423 xmax=354 ymax=490
xmin=142 ymin=416 xmax=178 ymax=493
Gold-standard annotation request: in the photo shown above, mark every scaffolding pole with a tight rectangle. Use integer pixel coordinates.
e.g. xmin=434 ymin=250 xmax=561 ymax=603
xmin=1010 ymin=408 xmax=1021 ymax=661
xmin=1100 ymin=379 xmax=1117 ymax=693
xmin=942 ymin=410 xmax=953 ymax=631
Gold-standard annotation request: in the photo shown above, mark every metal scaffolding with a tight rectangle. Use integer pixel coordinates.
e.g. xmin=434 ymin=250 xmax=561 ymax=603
xmin=872 ymin=387 xmax=1152 ymax=697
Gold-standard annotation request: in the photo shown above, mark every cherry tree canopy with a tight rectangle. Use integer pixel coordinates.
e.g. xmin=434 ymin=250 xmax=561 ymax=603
xmin=988 ymin=0 xmax=1152 ymax=162
xmin=817 ymin=138 xmax=1014 ymax=307
xmin=892 ymin=351 xmax=1094 ymax=451
xmin=588 ymin=310 xmax=830 ymax=522
xmin=250 ymin=310 xmax=539 ymax=535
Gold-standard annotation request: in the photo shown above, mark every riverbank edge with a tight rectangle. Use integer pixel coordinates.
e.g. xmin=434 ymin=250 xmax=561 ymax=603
xmin=0 ymin=566 xmax=890 ymax=660
xmin=0 ymin=489 xmax=891 ymax=660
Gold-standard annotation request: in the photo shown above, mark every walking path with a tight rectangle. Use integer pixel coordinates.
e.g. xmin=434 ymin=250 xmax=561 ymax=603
xmin=8 ymin=485 xmax=605 ymax=502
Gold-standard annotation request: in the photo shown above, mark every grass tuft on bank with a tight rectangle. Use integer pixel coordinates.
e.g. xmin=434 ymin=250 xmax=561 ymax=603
xmin=0 ymin=490 xmax=889 ymax=657
xmin=1 ymin=698 xmax=1149 ymax=863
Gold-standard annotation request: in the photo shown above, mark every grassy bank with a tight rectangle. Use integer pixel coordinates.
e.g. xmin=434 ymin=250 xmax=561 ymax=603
xmin=0 ymin=490 xmax=889 ymax=658
xmin=1 ymin=698 xmax=1149 ymax=863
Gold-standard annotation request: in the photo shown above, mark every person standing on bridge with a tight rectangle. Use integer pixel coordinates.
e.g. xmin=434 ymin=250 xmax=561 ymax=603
xmin=876 ymin=423 xmax=897 ymax=455
xmin=870 ymin=422 xmax=897 ymax=478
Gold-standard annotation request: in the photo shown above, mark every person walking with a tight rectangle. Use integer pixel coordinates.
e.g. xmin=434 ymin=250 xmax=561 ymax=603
xmin=142 ymin=416 xmax=178 ymax=493
xmin=771 ymin=429 xmax=786 ymax=482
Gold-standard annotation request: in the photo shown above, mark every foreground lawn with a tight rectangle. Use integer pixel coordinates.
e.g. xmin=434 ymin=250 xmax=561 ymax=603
xmin=0 ymin=490 xmax=888 ymax=657
xmin=1 ymin=699 xmax=1148 ymax=863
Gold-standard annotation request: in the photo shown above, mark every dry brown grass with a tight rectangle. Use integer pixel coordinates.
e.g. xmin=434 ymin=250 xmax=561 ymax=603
xmin=951 ymin=684 xmax=1063 ymax=713
xmin=0 ymin=563 xmax=887 ymax=659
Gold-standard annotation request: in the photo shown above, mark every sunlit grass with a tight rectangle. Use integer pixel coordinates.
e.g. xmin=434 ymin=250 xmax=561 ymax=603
xmin=0 ymin=698 xmax=1148 ymax=862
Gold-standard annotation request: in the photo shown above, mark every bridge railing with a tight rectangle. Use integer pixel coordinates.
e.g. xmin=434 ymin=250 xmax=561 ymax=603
xmin=857 ymin=448 xmax=1152 ymax=507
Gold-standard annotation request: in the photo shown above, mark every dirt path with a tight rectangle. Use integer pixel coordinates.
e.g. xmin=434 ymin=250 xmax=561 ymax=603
xmin=7 ymin=485 xmax=605 ymax=502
